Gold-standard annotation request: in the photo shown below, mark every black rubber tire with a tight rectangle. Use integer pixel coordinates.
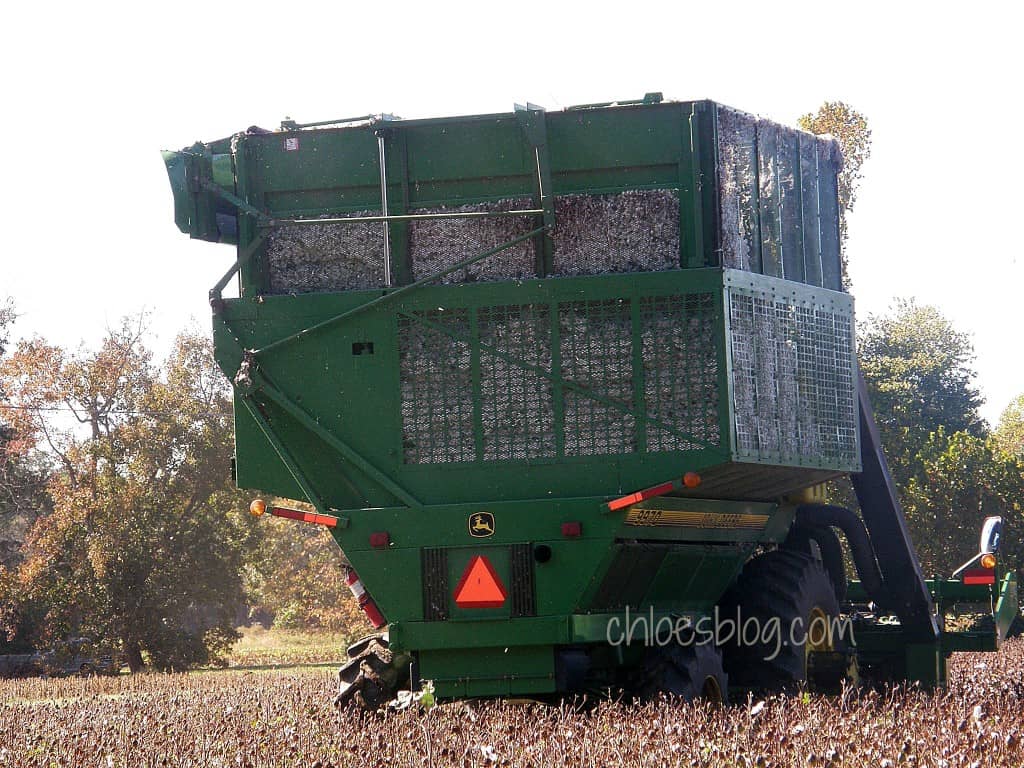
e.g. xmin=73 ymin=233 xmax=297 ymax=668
xmin=718 ymin=549 xmax=844 ymax=689
xmin=783 ymin=524 xmax=848 ymax=603
xmin=335 ymin=636 xmax=411 ymax=710
xmin=637 ymin=639 xmax=728 ymax=704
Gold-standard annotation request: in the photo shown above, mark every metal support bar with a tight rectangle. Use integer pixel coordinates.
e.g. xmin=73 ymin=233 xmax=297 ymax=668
xmin=680 ymin=104 xmax=703 ymax=269
xmin=377 ymin=133 xmax=392 ymax=287
xmin=267 ymin=209 xmax=543 ymax=227
xmin=270 ymin=505 xmax=340 ymax=528
xmin=515 ymin=105 xmax=556 ymax=276
xmin=254 ymin=373 xmax=422 ymax=509
xmin=851 ymin=371 xmax=939 ymax=640
xmin=280 ymin=114 xmax=376 ymax=130
xmin=198 ymin=177 xmax=270 ymax=222
xmin=253 ymin=226 xmax=546 ymax=357
xmin=210 ymin=231 xmax=269 ymax=303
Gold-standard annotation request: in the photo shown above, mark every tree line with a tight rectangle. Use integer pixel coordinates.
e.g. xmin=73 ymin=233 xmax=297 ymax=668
xmin=0 ymin=315 xmax=361 ymax=670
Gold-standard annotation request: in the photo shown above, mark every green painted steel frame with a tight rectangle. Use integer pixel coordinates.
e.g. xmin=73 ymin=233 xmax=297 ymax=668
xmin=845 ymin=572 xmax=1017 ymax=687
xmin=216 ymin=268 xmax=735 ymax=511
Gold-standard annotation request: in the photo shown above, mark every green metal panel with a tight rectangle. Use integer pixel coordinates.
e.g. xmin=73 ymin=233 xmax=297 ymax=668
xmin=418 ymin=646 xmax=556 ymax=698
xmin=995 ymin=572 xmax=1019 ymax=641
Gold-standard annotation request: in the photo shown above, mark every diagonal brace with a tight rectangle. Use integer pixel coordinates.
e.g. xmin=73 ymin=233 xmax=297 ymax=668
xmin=239 ymin=396 xmax=350 ymax=528
xmin=210 ymin=231 xmax=269 ymax=305
xmin=253 ymin=371 xmax=421 ymax=509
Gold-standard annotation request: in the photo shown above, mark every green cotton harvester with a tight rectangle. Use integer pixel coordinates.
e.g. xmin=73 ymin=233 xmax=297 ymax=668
xmin=163 ymin=94 xmax=1019 ymax=706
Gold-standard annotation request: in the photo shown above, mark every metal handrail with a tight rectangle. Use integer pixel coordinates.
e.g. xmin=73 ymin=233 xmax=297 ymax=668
xmin=265 ymin=209 xmax=544 ymax=227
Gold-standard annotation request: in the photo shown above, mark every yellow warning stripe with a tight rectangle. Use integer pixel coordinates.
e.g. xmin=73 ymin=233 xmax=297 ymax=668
xmin=624 ymin=509 xmax=770 ymax=529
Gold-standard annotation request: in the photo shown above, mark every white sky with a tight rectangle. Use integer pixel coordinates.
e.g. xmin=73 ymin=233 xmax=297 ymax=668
xmin=2 ymin=1 xmax=1020 ymax=426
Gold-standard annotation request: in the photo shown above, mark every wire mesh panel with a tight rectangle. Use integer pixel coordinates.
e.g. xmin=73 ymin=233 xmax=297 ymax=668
xmin=399 ymin=309 xmax=475 ymax=464
xmin=559 ymin=299 xmax=636 ymax=456
xmin=397 ymin=289 xmax=720 ymax=465
xmin=478 ymin=304 xmax=556 ymax=461
xmin=551 ymin=190 xmax=680 ymax=276
xmin=266 ymin=211 xmax=385 ymax=293
xmin=727 ymin=277 xmax=857 ymax=469
xmin=408 ymin=199 xmax=536 ymax=283
xmin=640 ymin=294 xmax=721 ymax=452
xmin=395 ymin=271 xmax=855 ymax=473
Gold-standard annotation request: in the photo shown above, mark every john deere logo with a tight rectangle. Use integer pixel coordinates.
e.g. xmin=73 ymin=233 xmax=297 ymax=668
xmin=469 ymin=512 xmax=495 ymax=538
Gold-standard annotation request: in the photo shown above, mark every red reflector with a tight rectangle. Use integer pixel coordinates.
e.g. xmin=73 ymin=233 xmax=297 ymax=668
xmin=963 ymin=568 xmax=996 ymax=585
xmin=453 ymin=555 xmax=507 ymax=609
xmin=561 ymin=521 xmax=582 ymax=538
xmin=369 ymin=531 xmax=390 ymax=549
xmin=270 ymin=506 xmax=339 ymax=528
xmin=361 ymin=599 xmax=387 ymax=629
xmin=607 ymin=481 xmax=676 ymax=512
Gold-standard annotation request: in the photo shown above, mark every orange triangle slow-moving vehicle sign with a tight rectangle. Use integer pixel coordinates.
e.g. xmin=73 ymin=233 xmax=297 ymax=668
xmin=453 ymin=555 xmax=507 ymax=608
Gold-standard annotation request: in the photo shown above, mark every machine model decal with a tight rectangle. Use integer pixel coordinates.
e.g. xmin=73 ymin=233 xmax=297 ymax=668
xmin=624 ymin=508 xmax=770 ymax=529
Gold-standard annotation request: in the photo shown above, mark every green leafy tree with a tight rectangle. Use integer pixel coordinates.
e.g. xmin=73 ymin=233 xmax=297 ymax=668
xmin=858 ymin=299 xmax=985 ymax=485
xmin=854 ymin=302 xmax=1023 ymax=579
xmin=903 ymin=430 xmax=1024 ymax=577
xmin=995 ymin=394 xmax=1024 ymax=458
xmin=1 ymin=322 xmax=251 ymax=671
xmin=799 ymin=102 xmax=872 ymax=289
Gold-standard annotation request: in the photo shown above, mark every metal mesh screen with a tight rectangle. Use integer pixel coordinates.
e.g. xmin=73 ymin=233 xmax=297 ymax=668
xmin=552 ymin=190 xmax=680 ymax=275
xmin=266 ymin=211 xmax=384 ymax=293
xmin=728 ymin=287 xmax=857 ymax=468
xmin=399 ymin=309 xmax=475 ymax=464
xmin=478 ymin=304 xmax=556 ymax=461
xmin=398 ymin=291 xmax=727 ymax=464
xmin=640 ymin=294 xmax=720 ymax=452
xmin=559 ymin=299 xmax=635 ymax=456
xmin=408 ymin=199 xmax=536 ymax=283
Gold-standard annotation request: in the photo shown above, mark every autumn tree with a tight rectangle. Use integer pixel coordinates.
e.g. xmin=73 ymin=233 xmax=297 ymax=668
xmin=799 ymin=102 xmax=872 ymax=289
xmin=248 ymin=513 xmax=364 ymax=638
xmin=0 ymin=321 xmax=252 ymax=671
xmin=0 ymin=298 xmax=39 ymax=517
xmin=0 ymin=298 xmax=19 ymax=515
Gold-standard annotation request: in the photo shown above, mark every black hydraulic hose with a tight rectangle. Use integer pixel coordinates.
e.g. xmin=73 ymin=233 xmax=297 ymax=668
xmin=795 ymin=504 xmax=887 ymax=608
xmin=787 ymin=524 xmax=848 ymax=603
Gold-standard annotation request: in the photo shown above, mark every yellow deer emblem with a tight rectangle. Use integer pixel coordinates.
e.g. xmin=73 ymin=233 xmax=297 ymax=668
xmin=469 ymin=512 xmax=495 ymax=537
